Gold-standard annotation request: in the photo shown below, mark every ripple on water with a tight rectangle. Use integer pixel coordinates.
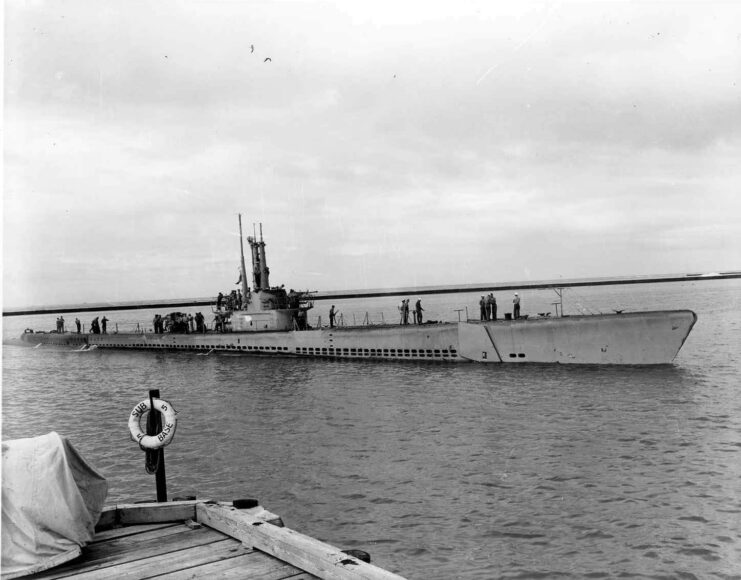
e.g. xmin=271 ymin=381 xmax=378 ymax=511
xmin=3 ymin=282 xmax=741 ymax=579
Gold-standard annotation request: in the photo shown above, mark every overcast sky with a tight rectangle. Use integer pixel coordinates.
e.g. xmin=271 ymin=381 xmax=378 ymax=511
xmin=4 ymin=1 xmax=740 ymax=308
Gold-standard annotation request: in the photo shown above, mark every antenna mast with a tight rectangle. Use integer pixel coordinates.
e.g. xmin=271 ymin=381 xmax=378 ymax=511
xmin=238 ymin=214 xmax=249 ymax=300
xmin=257 ymin=223 xmax=269 ymax=288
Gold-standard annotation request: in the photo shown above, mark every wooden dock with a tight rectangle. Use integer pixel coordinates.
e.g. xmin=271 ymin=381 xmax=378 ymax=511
xmin=23 ymin=500 xmax=406 ymax=580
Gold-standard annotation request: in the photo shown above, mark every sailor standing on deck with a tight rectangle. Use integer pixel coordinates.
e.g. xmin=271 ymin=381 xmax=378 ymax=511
xmin=513 ymin=293 xmax=521 ymax=319
xmin=101 ymin=316 xmax=108 ymax=334
xmin=415 ymin=299 xmax=424 ymax=324
xmin=75 ymin=318 xmax=81 ymax=333
xmin=480 ymin=296 xmax=487 ymax=321
xmin=329 ymin=305 xmax=337 ymax=328
xmin=195 ymin=312 xmax=205 ymax=333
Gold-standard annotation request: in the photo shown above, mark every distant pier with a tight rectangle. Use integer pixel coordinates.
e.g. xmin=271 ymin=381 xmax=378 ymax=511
xmin=3 ymin=271 xmax=739 ymax=317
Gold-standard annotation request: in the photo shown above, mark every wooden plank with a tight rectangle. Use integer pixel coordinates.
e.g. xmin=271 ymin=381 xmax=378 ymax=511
xmin=94 ymin=500 xmax=279 ymax=532
xmin=91 ymin=523 xmax=180 ymax=543
xmin=50 ymin=538 xmax=252 ymax=580
xmin=84 ymin=526 xmax=225 ymax=560
xmin=196 ymin=503 xmax=407 ymax=580
xmin=29 ymin=527 xmax=227 ymax=579
xmin=95 ymin=506 xmax=118 ymax=531
xmin=89 ymin=522 xmax=203 ymax=552
xmin=153 ymin=551 xmax=312 ymax=580
xmin=95 ymin=501 xmax=201 ymax=531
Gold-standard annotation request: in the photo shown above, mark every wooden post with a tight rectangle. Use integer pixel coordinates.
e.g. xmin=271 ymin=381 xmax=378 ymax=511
xmin=146 ymin=389 xmax=167 ymax=502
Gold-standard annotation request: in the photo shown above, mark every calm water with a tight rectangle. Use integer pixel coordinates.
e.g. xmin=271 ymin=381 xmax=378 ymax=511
xmin=3 ymin=280 xmax=740 ymax=579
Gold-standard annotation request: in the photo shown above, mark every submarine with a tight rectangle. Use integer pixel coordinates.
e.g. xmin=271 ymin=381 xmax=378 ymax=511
xmin=20 ymin=218 xmax=697 ymax=365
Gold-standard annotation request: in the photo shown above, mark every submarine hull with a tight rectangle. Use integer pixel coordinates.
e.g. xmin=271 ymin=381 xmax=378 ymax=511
xmin=459 ymin=310 xmax=697 ymax=364
xmin=20 ymin=310 xmax=697 ymax=365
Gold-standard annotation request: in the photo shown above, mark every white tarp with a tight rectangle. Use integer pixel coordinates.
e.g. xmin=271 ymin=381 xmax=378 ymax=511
xmin=1 ymin=432 xmax=108 ymax=579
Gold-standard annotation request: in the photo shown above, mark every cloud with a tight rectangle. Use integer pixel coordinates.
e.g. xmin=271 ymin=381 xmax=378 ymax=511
xmin=3 ymin=1 xmax=740 ymax=307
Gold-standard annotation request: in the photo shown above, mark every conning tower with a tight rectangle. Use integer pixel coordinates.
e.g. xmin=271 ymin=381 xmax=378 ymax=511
xmin=228 ymin=218 xmax=313 ymax=332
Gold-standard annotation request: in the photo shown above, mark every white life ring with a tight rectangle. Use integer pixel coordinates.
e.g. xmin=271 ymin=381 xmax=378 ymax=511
xmin=128 ymin=398 xmax=178 ymax=450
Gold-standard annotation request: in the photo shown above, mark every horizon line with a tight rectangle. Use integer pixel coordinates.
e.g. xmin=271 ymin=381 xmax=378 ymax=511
xmin=3 ymin=270 xmax=740 ymax=317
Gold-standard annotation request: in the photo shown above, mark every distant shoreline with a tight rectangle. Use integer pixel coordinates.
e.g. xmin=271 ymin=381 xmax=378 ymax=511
xmin=4 ymin=271 xmax=740 ymax=317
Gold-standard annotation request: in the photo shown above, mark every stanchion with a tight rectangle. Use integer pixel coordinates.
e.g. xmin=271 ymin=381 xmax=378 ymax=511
xmin=145 ymin=389 xmax=168 ymax=502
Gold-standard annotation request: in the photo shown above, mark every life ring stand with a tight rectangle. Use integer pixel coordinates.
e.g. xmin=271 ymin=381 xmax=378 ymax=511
xmin=128 ymin=398 xmax=178 ymax=450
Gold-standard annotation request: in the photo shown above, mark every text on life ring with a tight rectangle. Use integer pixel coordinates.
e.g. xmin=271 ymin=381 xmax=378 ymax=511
xmin=128 ymin=398 xmax=178 ymax=450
